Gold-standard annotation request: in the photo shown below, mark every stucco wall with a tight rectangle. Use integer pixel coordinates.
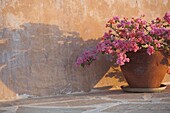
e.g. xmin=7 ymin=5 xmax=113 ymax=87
xmin=0 ymin=0 xmax=170 ymax=100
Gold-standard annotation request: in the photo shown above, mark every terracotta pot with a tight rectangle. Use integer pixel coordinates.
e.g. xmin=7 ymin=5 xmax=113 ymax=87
xmin=120 ymin=49 xmax=169 ymax=88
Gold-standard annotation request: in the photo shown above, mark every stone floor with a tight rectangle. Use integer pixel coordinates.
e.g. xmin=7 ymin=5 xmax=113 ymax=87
xmin=0 ymin=86 xmax=170 ymax=113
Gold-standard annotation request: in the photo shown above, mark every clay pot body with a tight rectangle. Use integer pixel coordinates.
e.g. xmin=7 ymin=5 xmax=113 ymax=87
xmin=120 ymin=50 xmax=168 ymax=88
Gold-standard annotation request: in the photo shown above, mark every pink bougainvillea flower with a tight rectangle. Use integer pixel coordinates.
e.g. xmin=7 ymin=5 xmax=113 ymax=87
xmin=75 ymin=49 xmax=98 ymax=67
xmin=144 ymin=35 xmax=153 ymax=43
xmin=164 ymin=12 xmax=170 ymax=24
xmin=147 ymin=46 xmax=155 ymax=55
xmin=116 ymin=52 xmax=130 ymax=65
xmin=113 ymin=16 xmax=119 ymax=21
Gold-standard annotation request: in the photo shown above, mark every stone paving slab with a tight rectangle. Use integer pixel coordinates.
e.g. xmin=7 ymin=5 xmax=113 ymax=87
xmin=16 ymin=107 xmax=94 ymax=113
xmin=0 ymin=86 xmax=170 ymax=113
xmin=102 ymin=110 xmax=170 ymax=113
xmin=32 ymin=97 xmax=119 ymax=107
xmin=102 ymin=103 xmax=170 ymax=112
xmin=0 ymin=106 xmax=18 ymax=113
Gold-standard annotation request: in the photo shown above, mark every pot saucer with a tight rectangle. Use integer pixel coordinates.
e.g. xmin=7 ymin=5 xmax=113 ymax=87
xmin=121 ymin=84 xmax=167 ymax=93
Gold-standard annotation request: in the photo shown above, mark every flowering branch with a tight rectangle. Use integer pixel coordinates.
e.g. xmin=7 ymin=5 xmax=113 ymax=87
xmin=76 ymin=12 xmax=170 ymax=68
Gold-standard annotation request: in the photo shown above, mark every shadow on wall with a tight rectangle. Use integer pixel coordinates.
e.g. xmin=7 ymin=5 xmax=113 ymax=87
xmin=0 ymin=23 xmax=125 ymax=98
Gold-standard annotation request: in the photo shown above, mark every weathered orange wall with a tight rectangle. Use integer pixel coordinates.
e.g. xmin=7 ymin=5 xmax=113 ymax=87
xmin=0 ymin=0 xmax=170 ymax=100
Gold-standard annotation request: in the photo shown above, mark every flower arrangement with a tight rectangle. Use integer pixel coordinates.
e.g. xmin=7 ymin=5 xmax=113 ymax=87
xmin=76 ymin=12 xmax=170 ymax=72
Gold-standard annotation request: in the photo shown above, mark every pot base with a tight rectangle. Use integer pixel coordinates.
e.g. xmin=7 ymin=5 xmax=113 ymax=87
xmin=121 ymin=84 xmax=167 ymax=93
